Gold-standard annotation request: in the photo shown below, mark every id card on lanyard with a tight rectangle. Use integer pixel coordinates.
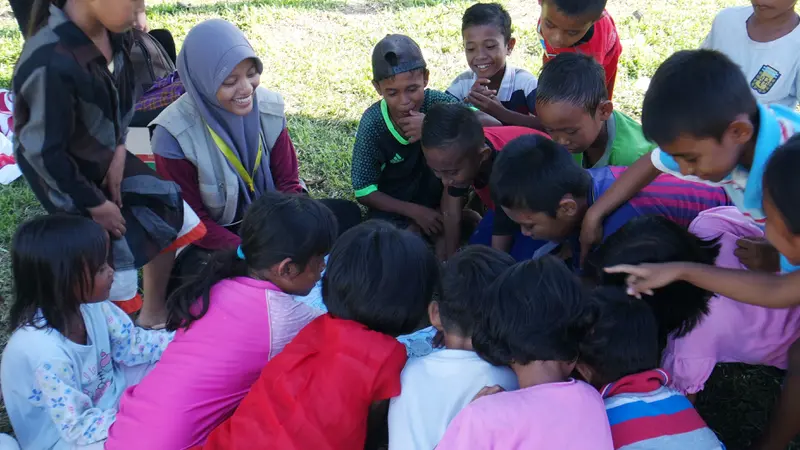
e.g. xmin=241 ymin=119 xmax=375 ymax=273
xmin=206 ymin=125 xmax=263 ymax=193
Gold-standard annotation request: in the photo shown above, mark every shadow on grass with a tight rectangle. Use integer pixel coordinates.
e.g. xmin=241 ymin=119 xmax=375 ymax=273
xmin=148 ymin=0 xmax=456 ymax=16
xmin=697 ymin=363 xmax=800 ymax=450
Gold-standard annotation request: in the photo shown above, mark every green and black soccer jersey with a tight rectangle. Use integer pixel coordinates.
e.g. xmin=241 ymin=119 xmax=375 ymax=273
xmin=351 ymin=89 xmax=458 ymax=206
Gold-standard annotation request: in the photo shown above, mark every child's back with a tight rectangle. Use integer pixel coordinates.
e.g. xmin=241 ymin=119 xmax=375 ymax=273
xmin=388 ymin=246 xmax=518 ymax=449
xmin=579 ymin=287 xmax=723 ymax=449
xmin=438 ymin=256 xmax=613 ymax=449
xmin=200 ymin=220 xmax=439 ymax=449
xmin=702 ymin=4 xmax=800 ymax=108
xmin=439 ymin=379 xmax=609 ymax=449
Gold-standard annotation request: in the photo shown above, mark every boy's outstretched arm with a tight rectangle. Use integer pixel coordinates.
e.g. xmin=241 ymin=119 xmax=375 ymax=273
xmin=605 ymin=262 xmax=800 ymax=309
xmin=579 ymin=151 xmax=661 ymax=263
xmin=440 ymin=191 xmax=465 ymax=260
xmin=358 ymin=192 xmax=443 ymax=236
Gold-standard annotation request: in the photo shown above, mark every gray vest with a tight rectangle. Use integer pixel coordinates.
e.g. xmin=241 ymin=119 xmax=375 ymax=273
xmin=152 ymin=86 xmax=285 ymax=225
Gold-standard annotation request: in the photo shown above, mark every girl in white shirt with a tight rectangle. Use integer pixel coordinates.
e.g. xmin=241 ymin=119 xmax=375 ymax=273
xmin=0 ymin=215 xmax=172 ymax=449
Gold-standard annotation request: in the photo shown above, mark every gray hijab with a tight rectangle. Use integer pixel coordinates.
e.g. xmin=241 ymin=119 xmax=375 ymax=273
xmin=177 ymin=19 xmax=275 ymax=203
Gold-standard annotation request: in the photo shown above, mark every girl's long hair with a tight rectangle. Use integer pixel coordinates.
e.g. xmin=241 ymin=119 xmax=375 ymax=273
xmin=165 ymin=193 xmax=338 ymax=331
xmin=10 ymin=214 xmax=109 ymax=335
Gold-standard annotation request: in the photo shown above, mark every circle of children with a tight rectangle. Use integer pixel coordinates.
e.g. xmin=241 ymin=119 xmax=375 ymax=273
xmin=1 ymin=0 xmax=800 ymax=447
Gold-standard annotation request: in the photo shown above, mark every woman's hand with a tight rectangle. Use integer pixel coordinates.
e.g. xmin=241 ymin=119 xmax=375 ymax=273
xmin=103 ymin=145 xmax=127 ymax=207
xmin=604 ymin=262 xmax=689 ymax=298
xmin=89 ymin=200 xmax=127 ymax=238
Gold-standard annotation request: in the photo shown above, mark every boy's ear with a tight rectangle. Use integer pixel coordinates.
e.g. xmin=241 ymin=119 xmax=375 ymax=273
xmin=507 ymin=37 xmax=517 ymax=55
xmin=597 ymin=100 xmax=614 ymax=121
xmin=556 ymin=195 xmax=579 ymax=219
xmin=429 ymin=301 xmax=443 ymax=331
xmin=423 ymin=69 xmax=430 ymax=88
xmin=727 ymin=114 xmax=755 ymax=145
xmin=372 ymin=80 xmax=382 ymax=96
xmin=478 ymin=144 xmax=493 ymax=162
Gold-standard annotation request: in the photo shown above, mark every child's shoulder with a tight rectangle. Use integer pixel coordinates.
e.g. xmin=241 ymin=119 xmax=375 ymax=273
xmin=2 ymin=324 xmax=68 ymax=370
xmin=447 ymin=70 xmax=477 ymax=99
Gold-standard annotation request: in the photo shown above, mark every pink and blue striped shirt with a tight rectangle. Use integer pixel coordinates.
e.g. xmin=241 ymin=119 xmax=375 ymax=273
xmin=601 ymin=369 xmax=725 ymax=449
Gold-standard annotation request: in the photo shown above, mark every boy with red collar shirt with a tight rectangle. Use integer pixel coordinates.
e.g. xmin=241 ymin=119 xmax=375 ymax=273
xmin=538 ymin=0 xmax=622 ymax=99
xmin=577 ymin=287 xmax=724 ymax=450
xmin=421 ymin=103 xmax=549 ymax=260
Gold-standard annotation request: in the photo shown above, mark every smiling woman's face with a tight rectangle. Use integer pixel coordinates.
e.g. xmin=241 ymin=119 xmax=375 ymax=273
xmin=216 ymin=58 xmax=261 ymax=116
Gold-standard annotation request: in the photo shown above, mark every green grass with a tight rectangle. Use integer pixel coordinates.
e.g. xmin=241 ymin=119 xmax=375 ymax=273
xmin=0 ymin=0 xmax=796 ymax=447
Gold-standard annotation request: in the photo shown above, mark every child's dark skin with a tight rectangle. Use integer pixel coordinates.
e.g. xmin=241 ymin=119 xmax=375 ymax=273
xmin=423 ymin=142 xmax=493 ymax=258
xmin=747 ymin=0 xmax=799 ymax=43
xmin=462 ymin=25 xmax=541 ymax=129
xmin=538 ymin=0 xmax=599 ymax=49
xmin=535 ymin=98 xmax=614 ymax=167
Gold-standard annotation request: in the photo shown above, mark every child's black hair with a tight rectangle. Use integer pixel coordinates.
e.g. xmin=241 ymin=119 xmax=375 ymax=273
xmin=586 ymin=216 xmax=719 ymax=347
xmin=439 ymin=245 xmax=515 ymax=337
xmin=10 ymin=214 xmax=109 ymax=335
xmin=580 ymin=286 xmax=660 ymax=387
xmin=536 ymin=53 xmax=608 ymax=114
xmin=462 ymin=3 xmax=513 ymax=43
xmin=166 ymin=192 xmax=338 ymax=330
xmin=421 ymin=103 xmax=484 ymax=155
xmin=322 ymin=220 xmax=439 ymax=337
xmin=473 ymin=255 xmax=593 ymax=366
xmin=764 ymin=134 xmax=800 ymax=234
xmin=544 ymin=0 xmax=607 ymax=18
xmin=490 ymin=134 xmax=591 ymax=216
xmin=642 ymin=50 xmax=759 ymax=145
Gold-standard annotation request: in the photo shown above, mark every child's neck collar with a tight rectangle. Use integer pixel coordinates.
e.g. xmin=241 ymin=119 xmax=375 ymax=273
xmin=442 ymin=333 xmax=473 ymax=351
xmin=512 ymin=360 xmax=574 ymax=389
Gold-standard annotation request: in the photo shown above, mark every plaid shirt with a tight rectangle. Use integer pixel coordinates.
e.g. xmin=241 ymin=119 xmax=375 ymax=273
xmin=14 ymin=5 xmax=185 ymax=269
xmin=135 ymin=71 xmax=185 ymax=112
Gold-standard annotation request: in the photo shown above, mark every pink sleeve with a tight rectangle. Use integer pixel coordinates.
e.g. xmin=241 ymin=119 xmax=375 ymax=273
xmin=155 ymin=155 xmax=241 ymax=250
xmin=437 ymin=404 xmax=485 ymax=449
xmin=661 ymin=350 xmax=717 ymax=395
xmin=270 ymin=128 xmax=304 ymax=194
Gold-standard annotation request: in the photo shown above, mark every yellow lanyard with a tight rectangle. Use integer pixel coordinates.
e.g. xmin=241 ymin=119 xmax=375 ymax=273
xmin=206 ymin=125 xmax=263 ymax=193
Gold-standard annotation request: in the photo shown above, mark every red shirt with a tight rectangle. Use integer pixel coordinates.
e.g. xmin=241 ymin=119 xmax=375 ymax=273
xmin=198 ymin=314 xmax=407 ymax=450
xmin=540 ymin=11 xmax=623 ymax=99
xmin=473 ymin=126 xmax=550 ymax=210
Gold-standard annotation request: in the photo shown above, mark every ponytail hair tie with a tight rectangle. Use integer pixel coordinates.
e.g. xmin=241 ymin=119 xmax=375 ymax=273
xmin=236 ymin=246 xmax=246 ymax=260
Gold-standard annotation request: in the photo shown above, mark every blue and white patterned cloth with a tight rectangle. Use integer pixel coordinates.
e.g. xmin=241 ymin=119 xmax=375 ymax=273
xmin=294 ymin=259 xmax=441 ymax=358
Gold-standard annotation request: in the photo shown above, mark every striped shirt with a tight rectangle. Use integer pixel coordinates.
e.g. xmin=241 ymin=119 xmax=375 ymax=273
xmin=602 ymin=370 xmax=724 ymax=449
xmin=446 ymin=65 xmax=538 ymax=118
xmin=590 ymin=166 xmax=731 ymax=241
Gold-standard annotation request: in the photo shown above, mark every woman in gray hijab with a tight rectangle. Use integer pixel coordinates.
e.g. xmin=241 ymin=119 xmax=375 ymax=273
xmin=151 ymin=19 xmax=360 ymax=268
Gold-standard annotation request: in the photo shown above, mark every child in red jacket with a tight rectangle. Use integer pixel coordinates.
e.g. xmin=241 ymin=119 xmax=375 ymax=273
xmin=198 ymin=220 xmax=440 ymax=450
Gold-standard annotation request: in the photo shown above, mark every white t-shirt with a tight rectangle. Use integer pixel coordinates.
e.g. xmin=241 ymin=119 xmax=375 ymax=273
xmin=387 ymin=349 xmax=518 ymax=450
xmin=701 ymin=6 xmax=800 ymax=108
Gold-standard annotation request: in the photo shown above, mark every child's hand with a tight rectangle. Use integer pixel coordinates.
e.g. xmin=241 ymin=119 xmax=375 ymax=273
xmin=410 ymin=205 xmax=443 ymax=236
xmin=604 ymin=262 xmax=688 ymax=298
xmin=734 ymin=237 xmax=781 ymax=273
xmin=396 ymin=110 xmax=424 ymax=144
xmin=469 ymin=78 xmax=495 ymax=97
xmin=472 ymin=385 xmax=504 ymax=402
xmin=467 ymin=90 xmax=503 ymax=118
xmin=103 ymin=145 xmax=127 ymax=208
xmin=89 ymin=200 xmax=127 ymax=238
xmin=578 ymin=208 xmax=605 ymax=267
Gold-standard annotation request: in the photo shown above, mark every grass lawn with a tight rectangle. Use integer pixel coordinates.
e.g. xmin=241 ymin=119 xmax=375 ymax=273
xmin=0 ymin=0 xmax=797 ymax=447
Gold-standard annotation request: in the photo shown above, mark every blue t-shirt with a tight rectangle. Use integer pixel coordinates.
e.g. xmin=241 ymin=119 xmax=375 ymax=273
xmin=651 ymin=103 xmax=800 ymax=272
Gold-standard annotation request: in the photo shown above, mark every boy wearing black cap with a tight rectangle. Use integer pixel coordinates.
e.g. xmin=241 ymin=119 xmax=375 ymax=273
xmin=352 ymin=34 xmax=498 ymax=244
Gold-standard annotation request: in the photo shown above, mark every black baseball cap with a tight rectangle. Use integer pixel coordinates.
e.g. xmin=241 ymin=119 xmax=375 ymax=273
xmin=371 ymin=34 xmax=427 ymax=82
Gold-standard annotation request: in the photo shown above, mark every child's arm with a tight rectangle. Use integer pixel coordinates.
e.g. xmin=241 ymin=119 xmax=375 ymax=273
xmin=605 ymin=262 xmax=800 ymax=308
xmin=33 ymin=359 xmax=117 ymax=446
xmin=441 ymin=190 xmax=466 ymax=259
xmin=491 ymin=207 xmax=518 ymax=254
xmin=579 ymin=151 xmax=661 ymax=263
xmin=103 ymin=302 xmax=174 ymax=366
